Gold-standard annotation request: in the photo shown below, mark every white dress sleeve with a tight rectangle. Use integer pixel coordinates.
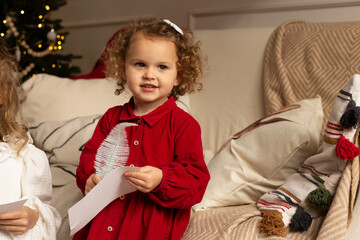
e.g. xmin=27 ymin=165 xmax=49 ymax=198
xmin=19 ymin=143 xmax=61 ymax=240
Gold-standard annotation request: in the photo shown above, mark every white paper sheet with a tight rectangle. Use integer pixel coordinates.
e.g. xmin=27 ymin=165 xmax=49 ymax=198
xmin=0 ymin=199 xmax=27 ymax=214
xmin=68 ymin=166 xmax=139 ymax=236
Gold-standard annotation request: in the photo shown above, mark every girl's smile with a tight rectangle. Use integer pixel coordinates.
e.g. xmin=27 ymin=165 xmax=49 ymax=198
xmin=140 ymin=83 xmax=158 ymax=91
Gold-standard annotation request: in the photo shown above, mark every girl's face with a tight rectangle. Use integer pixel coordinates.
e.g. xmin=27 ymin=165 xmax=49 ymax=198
xmin=124 ymin=33 xmax=179 ymax=115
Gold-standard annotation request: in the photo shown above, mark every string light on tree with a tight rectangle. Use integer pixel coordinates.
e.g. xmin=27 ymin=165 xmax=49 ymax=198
xmin=4 ymin=16 xmax=54 ymax=58
xmin=0 ymin=0 xmax=81 ymax=81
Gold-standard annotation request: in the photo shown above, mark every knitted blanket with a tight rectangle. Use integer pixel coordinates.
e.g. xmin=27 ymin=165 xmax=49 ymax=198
xmin=264 ymin=20 xmax=360 ymax=124
xmin=263 ymin=20 xmax=360 ymax=240
xmin=183 ymin=204 xmax=324 ymax=239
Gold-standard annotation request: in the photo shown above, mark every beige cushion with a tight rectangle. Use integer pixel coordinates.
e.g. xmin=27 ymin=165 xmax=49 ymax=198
xmin=20 ymin=74 xmax=190 ymax=125
xmin=29 ymin=115 xmax=101 ymax=187
xmin=29 ymin=115 xmax=101 ymax=166
xmin=190 ymin=27 xmax=275 ymax=153
xmin=192 ymin=96 xmax=323 ymax=211
xmin=20 ymin=74 xmax=127 ymax=124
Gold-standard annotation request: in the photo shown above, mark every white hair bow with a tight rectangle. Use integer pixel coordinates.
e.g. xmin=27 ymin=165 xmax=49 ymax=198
xmin=163 ymin=19 xmax=184 ymax=35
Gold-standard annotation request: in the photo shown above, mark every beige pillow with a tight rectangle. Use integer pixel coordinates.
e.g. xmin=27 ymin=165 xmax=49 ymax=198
xmin=29 ymin=115 xmax=101 ymax=187
xmin=192 ymin=96 xmax=323 ymax=211
xmin=29 ymin=114 xmax=101 ymax=167
xmin=20 ymin=74 xmax=190 ymax=125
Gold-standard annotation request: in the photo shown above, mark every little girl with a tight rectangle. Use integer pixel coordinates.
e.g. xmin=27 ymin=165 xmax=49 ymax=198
xmin=0 ymin=39 xmax=60 ymax=238
xmin=75 ymin=17 xmax=210 ymax=239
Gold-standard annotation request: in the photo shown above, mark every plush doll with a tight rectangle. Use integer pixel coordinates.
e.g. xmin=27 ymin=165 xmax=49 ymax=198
xmin=257 ymin=74 xmax=360 ymax=237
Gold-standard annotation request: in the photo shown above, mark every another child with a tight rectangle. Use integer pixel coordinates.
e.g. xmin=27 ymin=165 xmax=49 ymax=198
xmin=0 ymin=38 xmax=61 ymax=238
xmin=75 ymin=17 xmax=210 ymax=240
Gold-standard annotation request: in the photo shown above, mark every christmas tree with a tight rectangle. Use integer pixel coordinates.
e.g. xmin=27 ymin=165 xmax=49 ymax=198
xmin=0 ymin=0 xmax=81 ymax=82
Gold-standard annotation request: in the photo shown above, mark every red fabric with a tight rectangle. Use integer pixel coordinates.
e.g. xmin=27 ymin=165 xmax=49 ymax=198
xmin=74 ymin=97 xmax=210 ymax=240
xmin=71 ymin=28 xmax=125 ymax=80
xmin=336 ymin=135 xmax=360 ymax=161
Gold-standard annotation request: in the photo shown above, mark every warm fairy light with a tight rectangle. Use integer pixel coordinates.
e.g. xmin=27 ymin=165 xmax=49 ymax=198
xmin=3 ymin=20 xmax=6 ymax=24
xmin=39 ymin=15 xmax=43 ymax=19
xmin=54 ymin=46 xmax=58 ymax=50
xmin=58 ymin=64 xmax=61 ymax=68
xmin=42 ymin=68 xmax=45 ymax=71
xmin=58 ymin=46 xmax=62 ymax=50
xmin=38 ymin=44 xmax=42 ymax=48
xmin=57 ymin=34 xmax=60 ymax=39
xmin=20 ymin=10 xmax=25 ymax=14
xmin=49 ymin=46 xmax=53 ymax=50
xmin=45 ymin=5 xmax=50 ymax=11
xmin=61 ymin=36 xmax=65 ymax=40
xmin=0 ymin=33 xmax=4 ymax=37
xmin=52 ymin=64 xmax=56 ymax=68
xmin=38 ymin=23 xmax=43 ymax=28
xmin=23 ymin=51 xmax=27 ymax=55
xmin=57 ymin=41 xmax=61 ymax=45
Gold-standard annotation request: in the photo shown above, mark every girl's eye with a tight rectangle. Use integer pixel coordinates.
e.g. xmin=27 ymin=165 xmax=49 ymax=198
xmin=158 ymin=65 xmax=167 ymax=70
xmin=135 ymin=62 xmax=145 ymax=67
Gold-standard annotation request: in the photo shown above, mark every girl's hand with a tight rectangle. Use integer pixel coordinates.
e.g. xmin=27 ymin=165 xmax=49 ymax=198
xmin=85 ymin=173 xmax=102 ymax=195
xmin=0 ymin=206 xmax=39 ymax=235
xmin=124 ymin=166 xmax=163 ymax=193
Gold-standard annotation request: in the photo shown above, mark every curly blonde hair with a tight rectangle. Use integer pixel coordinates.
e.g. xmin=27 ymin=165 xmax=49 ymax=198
xmin=0 ymin=38 xmax=28 ymax=154
xmin=105 ymin=17 xmax=205 ymax=100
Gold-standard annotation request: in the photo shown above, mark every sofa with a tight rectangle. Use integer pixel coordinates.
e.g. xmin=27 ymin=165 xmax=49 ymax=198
xmin=19 ymin=19 xmax=360 ymax=239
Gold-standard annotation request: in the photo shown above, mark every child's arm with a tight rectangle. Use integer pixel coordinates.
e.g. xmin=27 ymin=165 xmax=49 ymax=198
xmin=0 ymin=206 xmax=39 ymax=235
xmin=20 ymin=144 xmax=61 ymax=238
xmin=140 ymin=116 xmax=210 ymax=209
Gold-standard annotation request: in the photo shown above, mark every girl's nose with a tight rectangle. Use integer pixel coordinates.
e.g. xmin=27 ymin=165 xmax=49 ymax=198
xmin=143 ymin=68 xmax=155 ymax=80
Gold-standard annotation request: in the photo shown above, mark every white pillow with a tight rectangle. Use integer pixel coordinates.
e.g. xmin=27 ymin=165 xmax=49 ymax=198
xmin=193 ymin=96 xmax=323 ymax=211
xmin=29 ymin=114 xmax=101 ymax=167
xmin=29 ymin=115 xmax=101 ymax=187
xmin=20 ymin=74 xmax=190 ymax=125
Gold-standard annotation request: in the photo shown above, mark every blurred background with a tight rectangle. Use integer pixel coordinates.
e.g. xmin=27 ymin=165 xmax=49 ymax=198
xmin=2 ymin=0 xmax=360 ymax=79
xmin=54 ymin=0 xmax=360 ymax=75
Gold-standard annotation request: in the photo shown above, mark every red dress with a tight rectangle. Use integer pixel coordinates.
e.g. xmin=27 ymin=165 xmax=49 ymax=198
xmin=74 ymin=97 xmax=210 ymax=240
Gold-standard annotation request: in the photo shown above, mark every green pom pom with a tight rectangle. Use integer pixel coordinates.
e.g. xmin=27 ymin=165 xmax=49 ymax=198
xmin=306 ymin=184 xmax=333 ymax=209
